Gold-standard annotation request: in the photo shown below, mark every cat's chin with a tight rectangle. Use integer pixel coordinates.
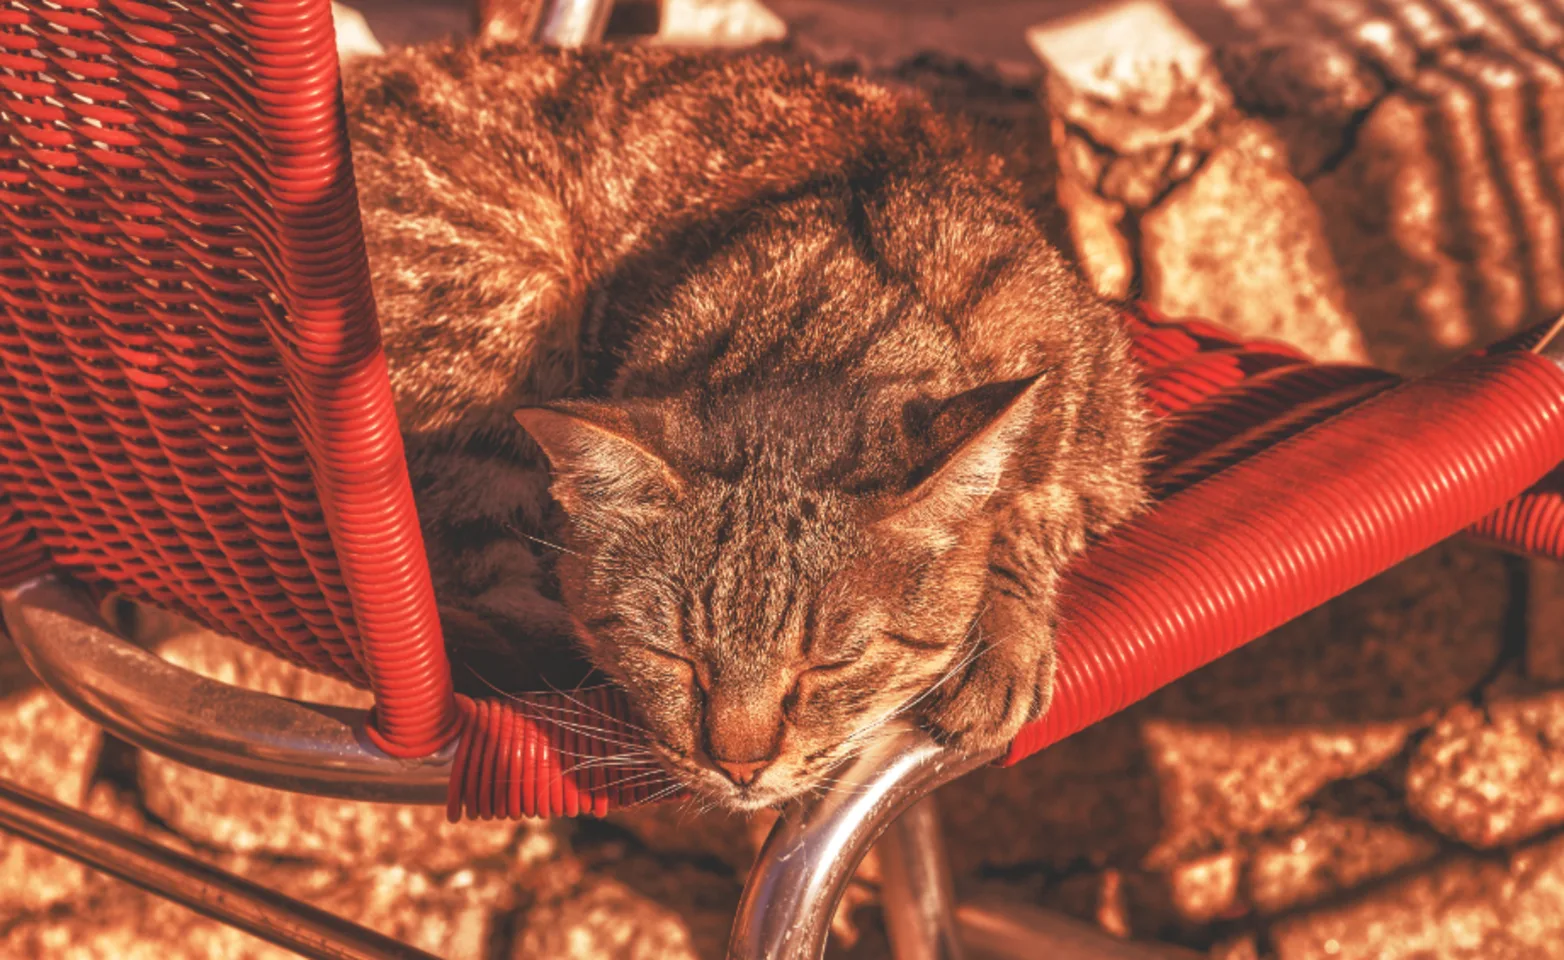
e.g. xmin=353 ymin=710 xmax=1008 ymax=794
xmin=664 ymin=767 xmax=809 ymax=813
xmin=681 ymin=776 xmax=795 ymax=813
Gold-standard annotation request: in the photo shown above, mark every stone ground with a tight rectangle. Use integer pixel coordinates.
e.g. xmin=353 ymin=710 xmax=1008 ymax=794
xmin=7 ymin=0 xmax=1564 ymax=957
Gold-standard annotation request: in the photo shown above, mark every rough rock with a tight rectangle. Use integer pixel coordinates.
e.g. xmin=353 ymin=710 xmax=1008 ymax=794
xmin=0 ymin=632 xmax=102 ymax=913
xmin=1271 ymin=832 xmax=1564 ymax=960
xmin=137 ymin=624 xmax=519 ymax=869
xmin=606 ymin=804 xmax=770 ymax=876
xmin=259 ymin=860 xmax=502 ymax=959
xmin=1167 ymin=851 xmax=1244 ymax=924
xmin=331 ymin=1 xmax=385 ymax=60
xmin=658 ymin=0 xmax=787 ymax=48
xmin=1031 ymin=1 xmax=1367 ymax=363
xmin=1213 ymin=33 xmax=1389 ymax=179
xmin=0 ymin=886 xmax=296 ymax=960
xmin=1053 ymin=120 xmax=1136 ymax=299
xmin=939 ymin=541 xmax=1506 ymax=882
xmin=1140 ymin=117 xmax=1366 ymax=362
xmin=1145 ymin=721 xmax=1416 ymax=869
xmin=1528 ymin=559 xmax=1564 ymax=684
xmin=1209 ymin=936 xmax=1261 ymax=960
xmin=1246 ymin=815 xmax=1441 ymax=915
xmin=1406 ymin=693 xmax=1564 ymax=848
xmin=511 ymin=852 xmax=741 ymax=960
xmin=1308 ymin=39 xmax=1564 ymax=374
xmin=1029 ymin=0 xmax=1226 ymax=156
xmin=513 ymin=874 xmax=702 ymax=960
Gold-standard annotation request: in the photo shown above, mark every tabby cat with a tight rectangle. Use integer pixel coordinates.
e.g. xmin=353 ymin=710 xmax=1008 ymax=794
xmin=344 ymin=42 xmax=1147 ymax=810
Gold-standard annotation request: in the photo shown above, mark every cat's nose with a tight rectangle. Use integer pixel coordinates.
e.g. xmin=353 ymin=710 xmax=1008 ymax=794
xmin=714 ymin=758 xmax=769 ymax=786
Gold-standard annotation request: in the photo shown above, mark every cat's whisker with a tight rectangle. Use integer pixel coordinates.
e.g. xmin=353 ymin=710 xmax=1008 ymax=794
xmin=542 ymin=677 xmax=655 ymax=737
xmin=876 ymin=603 xmax=992 ymax=724
xmin=562 ymin=754 xmax=661 ymax=773
xmin=633 ymin=783 xmax=689 ymax=808
xmin=501 ymin=521 xmax=585 ymax=559
xmin=590 ymin=770 xmax=677 ymax=791
xmin=463 ymin=672 xmax=656 ymax=752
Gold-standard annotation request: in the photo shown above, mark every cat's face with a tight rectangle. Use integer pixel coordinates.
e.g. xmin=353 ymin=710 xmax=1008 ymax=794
xmin=515 ymin=379 xmax=1043 ymax=809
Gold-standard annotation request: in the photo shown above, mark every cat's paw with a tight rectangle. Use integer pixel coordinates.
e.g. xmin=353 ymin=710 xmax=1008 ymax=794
xmin=919 ymin=618 xmax=1056 ymax=754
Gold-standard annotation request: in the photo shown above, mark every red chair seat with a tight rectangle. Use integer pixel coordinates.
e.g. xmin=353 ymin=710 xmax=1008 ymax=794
xmin=1 ymin=0 xmax=1561 ymax=821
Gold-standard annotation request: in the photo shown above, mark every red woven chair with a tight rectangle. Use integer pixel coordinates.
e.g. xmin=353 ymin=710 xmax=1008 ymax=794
xmin=1 ymin=1 xmax=1562 ymax=958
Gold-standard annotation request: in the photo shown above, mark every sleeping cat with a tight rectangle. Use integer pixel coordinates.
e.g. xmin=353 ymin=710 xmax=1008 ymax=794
xmin=344 ymin=42 xmax=1147 ymax=810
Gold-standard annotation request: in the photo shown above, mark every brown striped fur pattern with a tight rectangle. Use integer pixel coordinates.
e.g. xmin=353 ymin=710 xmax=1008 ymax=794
xmin=345 ymin=43 xmax=1147 ymax=810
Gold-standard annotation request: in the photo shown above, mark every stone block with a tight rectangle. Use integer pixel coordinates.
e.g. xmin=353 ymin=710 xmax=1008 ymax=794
xmin=1271 ymin=832 xmax=1564 ymax=959
xmin=1140 ymin=117 xmax=1366 ymax=363
xmin=1407 ymin=693 xmax=1564 ymax=848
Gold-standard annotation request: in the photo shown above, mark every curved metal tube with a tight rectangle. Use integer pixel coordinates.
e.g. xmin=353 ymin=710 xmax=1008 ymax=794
xmin=533 ymin=0 xmax=617 ymax=46
xmin=0 ymin=576 xmax=452 ymax=804
xmin=879 ymin=795 xmax=967 ymax=960
xmin=727 ymin=726 xmax=996 ymax=960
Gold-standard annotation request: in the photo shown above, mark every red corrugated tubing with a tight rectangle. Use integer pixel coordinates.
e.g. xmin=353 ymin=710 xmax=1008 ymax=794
xmin=0 ymin=0 xmax=454 ymax=755
xmin=0 ymin=0 xmax=1559 ymax=807
xmin=1003 ymin=346 xmax=1564 ymax=763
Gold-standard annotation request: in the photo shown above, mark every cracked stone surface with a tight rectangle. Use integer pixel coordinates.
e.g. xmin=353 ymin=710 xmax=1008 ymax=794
xmin=1047 ymin=0 xmax=1564 ymax=377
xmin=1270 ymin=832 xmax=1564 ymax=960
xmin=939 ymin=541 xmax=1507 ymax=874
xmin=0 ymin=632 xmax=101 ymax=914
xmin=0 ymin=856 xmax=511 ymax=960
xmin=510 ymin=853 xmax=740 ymax=960
xmin=1139 ymin=116 xmax=1366 ymax=361
xmin=1245 ymin=814 xmax=1441 ymax=916
xmin=1406 ymin=693 xmax=1564 ymax=849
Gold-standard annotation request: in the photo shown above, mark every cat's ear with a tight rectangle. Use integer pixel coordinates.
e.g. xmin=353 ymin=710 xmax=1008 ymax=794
xmin=513 ymin=402 xmax=683 ymax=520
xmin=874 ymin=376 xmax=1047 ymax=550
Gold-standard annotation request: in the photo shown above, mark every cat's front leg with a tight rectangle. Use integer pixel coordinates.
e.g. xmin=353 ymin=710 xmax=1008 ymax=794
xmin=919 ymin=581 xmax=1058 ymax=753
xmin=918 ymin=494 xmax=1079 ymax=753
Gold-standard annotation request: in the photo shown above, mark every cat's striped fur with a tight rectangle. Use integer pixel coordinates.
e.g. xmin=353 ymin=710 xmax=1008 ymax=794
xmin=345 ymin=42 xmax=1146 ymax=809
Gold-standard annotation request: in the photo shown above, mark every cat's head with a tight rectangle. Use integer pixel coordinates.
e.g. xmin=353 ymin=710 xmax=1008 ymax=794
xmin=514 ymin=377 xmax=1048 ymax=810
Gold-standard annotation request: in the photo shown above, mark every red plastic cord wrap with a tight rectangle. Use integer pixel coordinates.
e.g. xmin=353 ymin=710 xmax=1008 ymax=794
xmin=0 ymin=0 xmax=454 ymax=754
xmin=0 ymin=0 xmax=1559 ymax=808
xmin=446 ymin=691 xmax=678 ymax=822
xmin=1468 ymin=466 xmax=1564 ymax=559
xmin=1002 ymin=349 xmax=1564 ymax=764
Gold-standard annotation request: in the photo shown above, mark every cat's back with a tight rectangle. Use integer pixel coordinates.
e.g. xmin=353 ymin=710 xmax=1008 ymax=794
xmin=344 ymin=42 xmax=956 ymax=253
xmin=343 ymin=43 xmax=981 ymax=431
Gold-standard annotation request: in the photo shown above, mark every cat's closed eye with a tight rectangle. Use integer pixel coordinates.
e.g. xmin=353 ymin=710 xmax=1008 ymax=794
xmin=786 ymin=659 xmax=857 ymax=709
xmin=646 ymin=646 xmax=705 ymax=688
xmin=801 ymin=659 xmax=855 ymax=677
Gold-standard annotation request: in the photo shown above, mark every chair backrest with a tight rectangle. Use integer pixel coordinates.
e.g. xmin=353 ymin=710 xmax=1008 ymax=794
xmin=0 ymin=0 xmax=455 ymax=756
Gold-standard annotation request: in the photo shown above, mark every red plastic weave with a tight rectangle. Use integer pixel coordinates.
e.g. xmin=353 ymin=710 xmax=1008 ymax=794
xmin=0 ymin=0 xmax=454 ymax=755
xmin=0 ymin=0 xmax=1559 ymax=811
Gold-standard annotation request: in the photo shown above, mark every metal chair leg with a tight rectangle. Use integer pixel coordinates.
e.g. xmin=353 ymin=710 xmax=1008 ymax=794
xmin=0 ymin=778 xmax=435 ymax=960
xmin=533 ymin=0 xmax=617 ymax=45
xmin=726 ymin=727 xmax=995 ymax=960
xmin=880 ymin=795 xmax=967 ymax=960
